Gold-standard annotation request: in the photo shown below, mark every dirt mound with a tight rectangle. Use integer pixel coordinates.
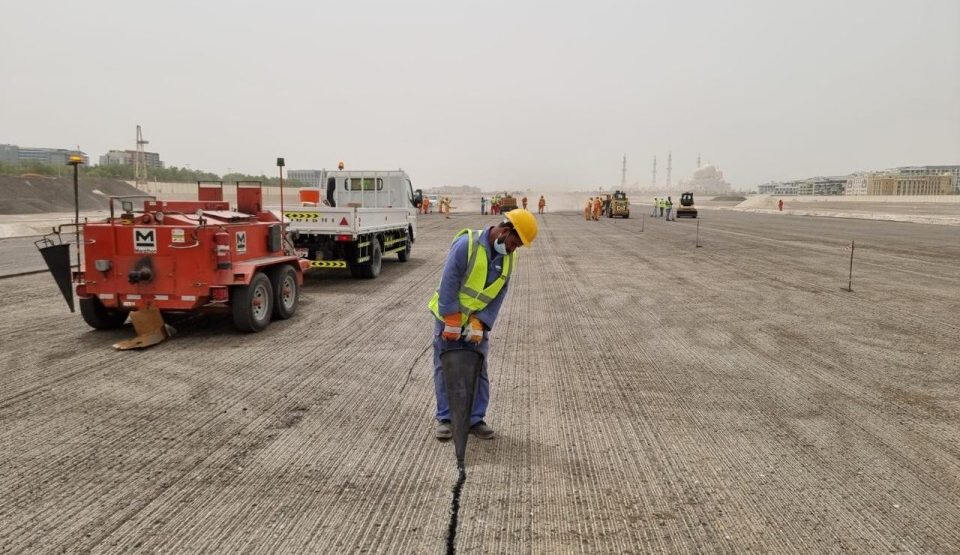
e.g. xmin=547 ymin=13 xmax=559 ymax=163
xmin=0 ymin=175 xmax=143 ymax=214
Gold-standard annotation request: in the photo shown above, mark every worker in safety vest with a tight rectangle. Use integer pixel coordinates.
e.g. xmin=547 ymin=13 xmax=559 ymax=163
xmin=665 ymin=196 xmax=674 ymax=221
xmin=651 ymin=198 xmax=659 ymax=217
xmin=538 ymin=195 xmax=546 ymax=214
xmin=428 ymin=209 xmax=539 ymax=441
xmin=658 ymin=198 xmax=664 ymax=217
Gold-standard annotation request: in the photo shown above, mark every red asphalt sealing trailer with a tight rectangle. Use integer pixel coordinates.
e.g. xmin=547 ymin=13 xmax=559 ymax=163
xmin=37 ymin=181 xmax=310 ymax=349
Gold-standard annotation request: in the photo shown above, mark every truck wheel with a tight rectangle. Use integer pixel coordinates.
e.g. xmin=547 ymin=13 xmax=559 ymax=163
xmin=267 ymin=264 xmax=299 ymax=320
xmin=397 ymin=231 xmax=412 ymax=262
xmin=232 ymin=272 xmax=273 ymax=332
xmin=624 ymin=213 xmax=629 ymax=219
xmin=360 ymin=240 xmax=382 ymax=278
xmin=79 ymin=297 xmax=129 ymax=330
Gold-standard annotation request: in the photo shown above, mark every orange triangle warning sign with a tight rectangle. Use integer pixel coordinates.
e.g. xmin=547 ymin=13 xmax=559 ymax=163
xmin=339 ymin=217 xmax=348 ymax=226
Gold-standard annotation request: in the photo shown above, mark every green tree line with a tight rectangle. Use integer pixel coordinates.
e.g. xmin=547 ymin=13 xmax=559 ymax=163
xmin=0 ymin=161 xmax=300 ymax=187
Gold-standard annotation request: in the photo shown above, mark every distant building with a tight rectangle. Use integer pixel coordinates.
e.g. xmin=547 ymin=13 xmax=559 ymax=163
xmin=0 ymin=144 xmax=89 ymax=166
xmin=288 ymin=169 xmax=324 ymax=187
xmin=797 ymin=176 xmax=846 ymax=195
xmin=866 ymin=172 xmax=953 ymax=195
xmin=758 ymin=177 xmax=843 ymax=195
xmin=891 ymin=165 xmax=959 ymax=194
xmin=845 ymin=173 xmax=868 ymax=195
xmin=99 ymin=149 xmax=163 ymax=168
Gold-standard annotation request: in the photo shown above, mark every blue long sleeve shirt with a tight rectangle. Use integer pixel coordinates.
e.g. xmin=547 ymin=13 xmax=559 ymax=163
xmin=433 ymin=227 xmax=510 ymax=332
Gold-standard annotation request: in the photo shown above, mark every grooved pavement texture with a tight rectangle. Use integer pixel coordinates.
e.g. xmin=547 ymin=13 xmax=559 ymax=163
xmin=1 ymin=211 xmax=958 ymax=553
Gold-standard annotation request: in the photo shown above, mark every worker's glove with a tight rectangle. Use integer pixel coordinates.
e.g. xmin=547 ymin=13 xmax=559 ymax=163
xmin=464 ymin=315 xmax=484 ymax=344
xmin=442 ymin=313 xmax=462 ymax=341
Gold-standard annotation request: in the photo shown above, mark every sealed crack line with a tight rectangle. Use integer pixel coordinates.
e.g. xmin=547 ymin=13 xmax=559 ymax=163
xmin=445 ymin=463 xmax=467 ymax=555
xmin=398 ymin=342 xmax=432 ymax=396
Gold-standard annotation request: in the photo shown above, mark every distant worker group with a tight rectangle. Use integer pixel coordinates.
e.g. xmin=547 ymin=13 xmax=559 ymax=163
xmin=650 ymin=197 xmax=674 ymax=221
xmin=583 ymin=196 xmax=607 ymax=221
xmin=421 ymin=196 xmax=453 ymax=216
xmin=482 ymin=195 xmax=547 ymax=215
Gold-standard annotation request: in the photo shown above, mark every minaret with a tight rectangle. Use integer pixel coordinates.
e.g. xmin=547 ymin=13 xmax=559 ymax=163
xmin=697 ymin=153 xmax=701 ymax=168
xmin=652 ymin=156 xmax=657 ymax=189
xmin=666 ymin=151 xmax=672 ymax=189
xmin=620 ymin=154 xmax=627 ymax=190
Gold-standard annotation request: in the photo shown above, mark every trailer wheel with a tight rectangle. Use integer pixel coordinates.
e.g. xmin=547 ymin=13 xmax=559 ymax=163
xmin=79 ymin=297 xmax=129 ymax=330
xmin=397 ymin=231 xmax=412 ymax=262
xmin=360 ymin=240 xmax=382 ymax=278
xmin=624 ymin=213 xmax=629 ymax=219
xmin=232 ymin=272 xmax=273 ymax=332
xmin=267 ymin=264 xmax=299 ymax=320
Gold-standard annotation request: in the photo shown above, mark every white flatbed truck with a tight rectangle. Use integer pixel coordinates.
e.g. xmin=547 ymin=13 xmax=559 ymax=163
xmin=272 ymin=170 xmax=422 ymax=278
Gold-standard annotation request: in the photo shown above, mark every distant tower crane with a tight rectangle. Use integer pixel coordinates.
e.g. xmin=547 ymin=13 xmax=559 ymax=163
xmin=134 ymin=125 xmax=149 ymax=187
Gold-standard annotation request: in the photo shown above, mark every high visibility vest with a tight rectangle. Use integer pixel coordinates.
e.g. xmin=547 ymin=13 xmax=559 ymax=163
xmin=428 ymin=229 xmax=514 ymax=325
xmin=666 ymin=199 xmax=673 ymax=207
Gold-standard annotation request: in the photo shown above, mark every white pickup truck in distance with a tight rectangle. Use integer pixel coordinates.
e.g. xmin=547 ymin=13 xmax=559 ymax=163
xmin=273 ymin=170 xmax=422 ymax=279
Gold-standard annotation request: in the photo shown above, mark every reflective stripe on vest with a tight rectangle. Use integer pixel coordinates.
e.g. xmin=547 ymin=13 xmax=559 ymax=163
xmin=428 ymin=229 xmax=514 ymax=325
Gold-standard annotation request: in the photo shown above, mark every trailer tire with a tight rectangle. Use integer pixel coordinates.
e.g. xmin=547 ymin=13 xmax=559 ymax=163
xmin=360 ymin=240 xmax=382 ymax=278
xmin=397 ymin=231 xmax=412 ymax=262
xmin=79 ymin=297 xmax=129 ymax=330
xmin=232 ymin=272 xmax=273 ymax=332
xmin=267 ymin=264 xmax=299 ymax=320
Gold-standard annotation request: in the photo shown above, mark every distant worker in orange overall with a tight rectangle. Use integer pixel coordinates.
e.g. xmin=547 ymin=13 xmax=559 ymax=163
xmin=422 ymin=196 xmax=431 ymax=215
xmin=592 ymin=197 xmax=602 ymax=221
xmin=522 ymin=196 xmax=528 ymax=210
xmin=778 ymin=199 xmax=784 ymax=212
xmin=538 ymin=195 xmax=546 ymax=214
xmin=584 ymin=198 xmax=592 ymax=221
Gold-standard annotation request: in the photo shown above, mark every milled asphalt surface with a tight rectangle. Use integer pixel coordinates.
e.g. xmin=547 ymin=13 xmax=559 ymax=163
xmin=1 ymin=210 xmax=958 ymax=553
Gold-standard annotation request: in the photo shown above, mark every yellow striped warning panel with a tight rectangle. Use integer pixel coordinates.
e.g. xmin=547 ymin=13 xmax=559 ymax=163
xmin=309 ymin=260 xmax=347 ymax=269
xmin=284 ymin=211 xmax=323 ymax=220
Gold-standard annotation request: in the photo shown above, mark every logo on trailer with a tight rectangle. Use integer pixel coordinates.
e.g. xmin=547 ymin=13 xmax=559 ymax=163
xmin=236 ymin=231 xmax=247 ymax=254
xmin=133 ymin=228 xmax=157 ymax=253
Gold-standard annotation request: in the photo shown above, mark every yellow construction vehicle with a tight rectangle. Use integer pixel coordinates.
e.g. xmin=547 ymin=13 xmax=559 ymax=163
xmin=606 ymin=190 xmax=630 ymax=218
xmin=677 ymin=192 xmax=698 ymax=218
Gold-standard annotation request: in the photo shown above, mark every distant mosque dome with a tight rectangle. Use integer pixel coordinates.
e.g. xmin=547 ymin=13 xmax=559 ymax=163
xmin=680 ymin=163 xmax=732 ymax=193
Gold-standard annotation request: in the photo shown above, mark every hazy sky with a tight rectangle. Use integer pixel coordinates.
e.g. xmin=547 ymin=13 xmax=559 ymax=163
xmin=2 ymin=0 xmax=958 ymax=190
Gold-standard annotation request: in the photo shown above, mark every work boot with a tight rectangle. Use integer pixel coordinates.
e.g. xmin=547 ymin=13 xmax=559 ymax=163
xmin=469 ymin=421 xmax=495 ymax=440
xmin=435 ymin=420 xmax=452 ymax=441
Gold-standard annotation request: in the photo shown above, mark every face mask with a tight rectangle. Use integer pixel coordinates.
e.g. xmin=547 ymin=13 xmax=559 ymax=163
xmin=494 ymin=237 xmax=509 ymax=256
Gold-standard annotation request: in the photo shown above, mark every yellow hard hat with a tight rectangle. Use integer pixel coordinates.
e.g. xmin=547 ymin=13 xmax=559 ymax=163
xmin=504 ymin=208 xmax=538 ymax=246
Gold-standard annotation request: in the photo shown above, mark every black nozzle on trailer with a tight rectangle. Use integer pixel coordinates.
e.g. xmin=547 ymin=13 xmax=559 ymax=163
xmin=35 ymin=236 xmax=74 ymax=312
xmin=440 ymin=347 xmax=484 ymax=468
